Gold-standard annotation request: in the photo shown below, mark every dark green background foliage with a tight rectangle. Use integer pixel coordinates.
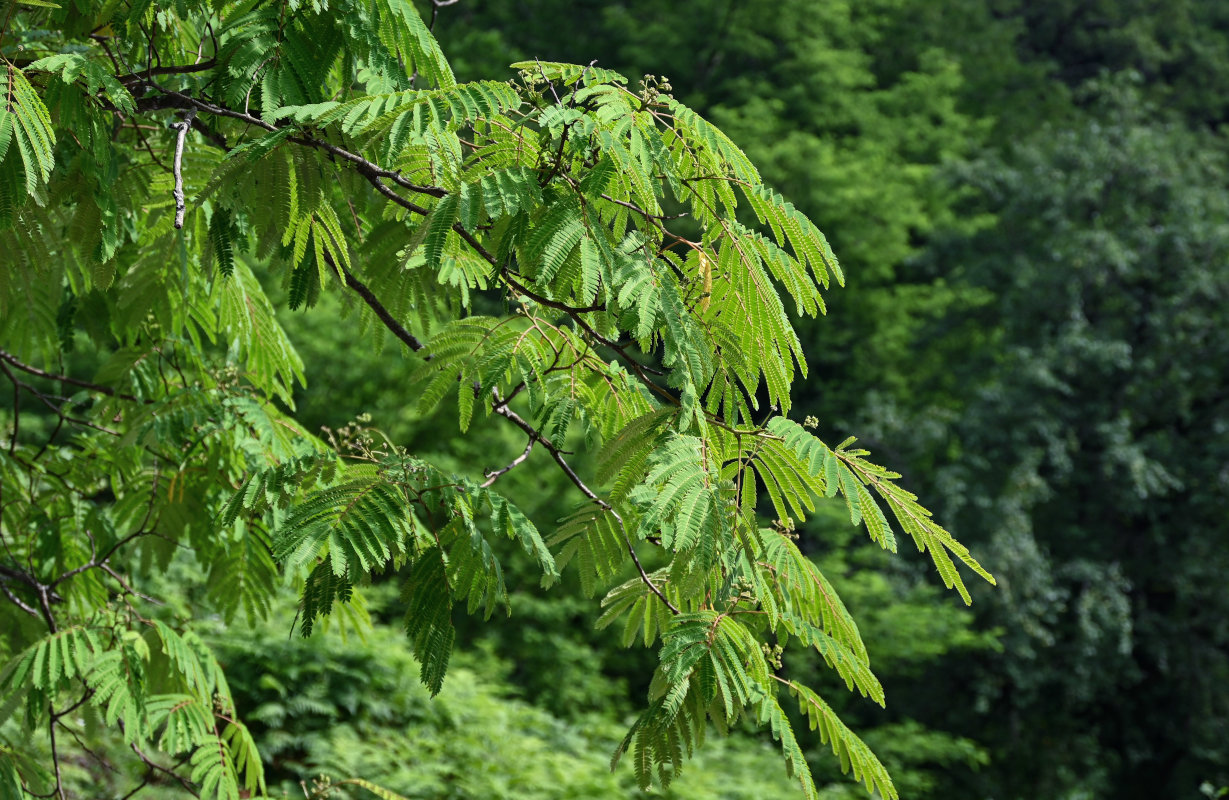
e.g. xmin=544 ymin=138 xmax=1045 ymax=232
xmin=2 ymin=1 xmax=1227 ymax=799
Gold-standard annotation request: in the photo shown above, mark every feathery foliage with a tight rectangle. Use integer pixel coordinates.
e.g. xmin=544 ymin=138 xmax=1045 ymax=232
xmin=0 ymin=2 xmax=992 ymax=797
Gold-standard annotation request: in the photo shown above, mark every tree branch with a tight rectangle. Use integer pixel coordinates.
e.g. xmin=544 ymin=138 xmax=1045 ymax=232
xmin=481 ymin=437 xmax=534 ymax=487
xmin=114 ymin=60 xmax=216 ymax=83
xmin=128 ymin=87 xmax=684 ymax=411
xmin=340 ymin=264 xmax=425 ymax=352
xmin=48 ymin=709 xmax=66 ymax=800
xmin=170 ymin=109 xmax=196 ymax=229
xmin=0 ymin=348 xmax=143 ymax=402
xmin=490 ymin=391 xmax=680 ymax=615
xmin=429 ymin=0 xmax=460 ymax=31
xmin=115 ymin=86 xmax=692 ymax=618
xmin=1 ymin=584 xmax=41 ymax=620
xmin=129 ymin=745 xmax=198 ymax=797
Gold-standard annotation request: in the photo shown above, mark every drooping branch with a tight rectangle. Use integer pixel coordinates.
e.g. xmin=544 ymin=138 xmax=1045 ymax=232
xmin=115 ymin=84 xmax=712 ymax=617
xmin=132 ymin=87 xmax=446 ymax=200
xmin=340 ymin=265 xmax=425 ymax=352
xmin=0 ymin=584 xmax=40 ymax=620
xmin=491 ymin=390 xmax=681 ymax=615
xmin=126 ymin=86 xmax=684 ymax=408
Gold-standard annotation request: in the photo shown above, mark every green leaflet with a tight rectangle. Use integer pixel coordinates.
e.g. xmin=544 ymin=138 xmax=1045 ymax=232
xmin=758 ymin=528 xmax=869 ymax=663
xmin=767 ymin=418 xmax=995 ymax=603
xmin=402 ymin=548 xmax=455 ymax=696
xmin=524 ymin=196 xmax=585 ymax=283
xmin=629 ymin=435 xmax=730 ymax=568
xmin=232 ymin=448 xmax=554 ymax=688
xmin=0 ymin=65 xmax=56 ymax=196
xmin=782 ymin=680 xmax=898 ymax=800
xmin=376 ymin=0 xmax=456 ymax=89
xmin=550 ymin=505 xmax=628 ymax=597
xmin=25 ymin=53 xmax=135 ymax=113
xmin=217 ymin=260 xmax=306 ymax=403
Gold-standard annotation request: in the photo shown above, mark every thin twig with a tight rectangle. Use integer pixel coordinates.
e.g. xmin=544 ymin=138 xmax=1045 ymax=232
xmin=0 ymin=359 xmax=124 ymax=435
xmin=127 ymin=122 xmax=168 ymax=170
xmin=1 ymin=585 xmax=40 ymax=619
xmin=610 ymin=505 xmax=679 ymax=614
xmin=481 ymin=438 xmax=534 ymax=487
xmin=129 ymin=745 xmax=199 ymax=797
xmin=48 ymin=709 xmax=66 ymax=800
xmin=100 ymin=564 xmax=163 ymax=606
xmin=429 ymin=0 xmax=460 ymax=31
xmin=51 ymin=687 xmax=95 ymax=721
xmin=0 ymin=2 xmax=18 ymax=51
xmin=170 ymin=109 xmax=196 ymax=229
xmin=0 ymin=349 xmax=141 ymax=401
xmin=113 ymin=60 xmax=216 ymax=83
xmin=134 ymin=86 xmax=446 ymax=200
xmin=490 ymin=392 xmax=681 ymax=614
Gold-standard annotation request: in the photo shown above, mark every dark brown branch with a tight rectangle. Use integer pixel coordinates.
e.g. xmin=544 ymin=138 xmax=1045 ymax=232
xmin=500 ymin=274 xmax=605 ymax=314
xmin=0 ymin=565 xmax=64 ymax=616
xmin=490 ymin=391 xmax=680 ymax=614
xmin=100 ymin=563 xmax=163 ymax=606
xmin=117 ymin=772 xmax=155 ymax=800
xmin=541 ymin=123 xmax=570 ymax=187
xmin=51 ymin=687 xmax=95 ymax=721
xmin=132 ymin=87 xmax=446 ymax=200
xmin=500 ymin=274 xmax=669 ymax=380
xmin=490 ymin=393 xmax=589 ymax=494
xmin=354 ymin=164 xmax=433 ymax=217
xmin=0 ymin=348 xmax=143 ymax=402
xmin=115 ymin=60 xmax=216 ymax=83
xmin=290 ymin=134 xmax=446 ymax=198
xmin=129 ymin=745 xmax=198 ymax=797
xmin=48 ymin=533 xmax=99 ymax=588
xmin=48 ymin=708 xmax=66 ymax=800
xmin=608 ymin=506 xmax=679 ymax=615
xmin=599 ymin=192 xmax=688 ymax=221
xmin=0 ymin=564 xmax=45 ymax=592
xmin=429 ymin=0 xmax=460 ymax=31
xmin=340 ymin=265 xmax=426 ymax=352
